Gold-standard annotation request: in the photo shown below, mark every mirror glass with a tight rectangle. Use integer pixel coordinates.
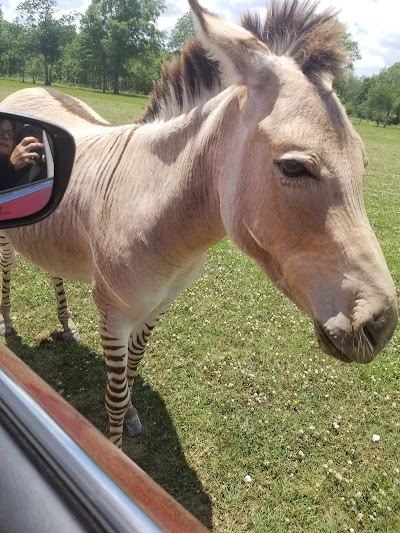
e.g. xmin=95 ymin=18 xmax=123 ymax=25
xmin=0 ymin=118 xmax=55 ymax=221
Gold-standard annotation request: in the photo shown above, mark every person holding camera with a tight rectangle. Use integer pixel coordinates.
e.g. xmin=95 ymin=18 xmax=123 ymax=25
xmin=0 ymin=119 xmax=45 ymax=191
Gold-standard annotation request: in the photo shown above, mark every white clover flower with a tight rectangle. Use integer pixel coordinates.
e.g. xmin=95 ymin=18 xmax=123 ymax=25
xmin=244 ymin=475 xmax=252 ymax=483
xmin=298 ymin=450 xmax=305 ymax=458
xmin=332 ymin=422 xmax=340 ymax=430
xmin=372 ymin=434 xmax=381 ymax=442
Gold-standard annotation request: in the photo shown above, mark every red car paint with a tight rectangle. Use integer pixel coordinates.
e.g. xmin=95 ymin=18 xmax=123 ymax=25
xmin=0 ymin=343 xmax=208 ymax=533
xmin=0 ymin=179 xmax=53 ymax=220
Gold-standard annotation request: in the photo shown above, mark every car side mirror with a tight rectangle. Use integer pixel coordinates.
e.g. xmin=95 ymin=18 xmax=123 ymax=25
xmin=0 ymin=111 xmax=75 ymax=229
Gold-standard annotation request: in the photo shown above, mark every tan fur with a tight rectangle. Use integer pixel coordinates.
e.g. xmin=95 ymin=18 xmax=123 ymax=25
xmin=0 ymin=0 xmax=396 ymax=449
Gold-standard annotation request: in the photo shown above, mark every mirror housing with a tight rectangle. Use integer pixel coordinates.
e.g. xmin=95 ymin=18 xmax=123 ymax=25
xmin=0 ymin=111 xmax=75 ymax=229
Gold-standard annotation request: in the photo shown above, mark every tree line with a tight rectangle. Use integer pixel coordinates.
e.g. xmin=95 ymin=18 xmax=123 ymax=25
xmin=1 ymin=1 xmax=399 ymax=123
xmin=0 ymin=0 xmax=169 ymax=94
xmin=336 ymin=64 xmax=400 ymax=126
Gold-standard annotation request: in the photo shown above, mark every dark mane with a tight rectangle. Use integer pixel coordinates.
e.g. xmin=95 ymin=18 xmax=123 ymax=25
xmin=139 ymin=39 xmax=221 ymax=124
xmin=241 ymin=0 xmax=346 ymax=81
xmin=140 ymin=0 xmax=347 ymax=123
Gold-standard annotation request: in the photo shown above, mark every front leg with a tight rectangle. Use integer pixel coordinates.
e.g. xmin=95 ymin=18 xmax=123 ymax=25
xmin=124 ymin=320 xmax=157 ymax=437
xmin=97 ymin=306 xmax=132 ymax=449
xmin=124 ymin=308 xmax=166 ymax=438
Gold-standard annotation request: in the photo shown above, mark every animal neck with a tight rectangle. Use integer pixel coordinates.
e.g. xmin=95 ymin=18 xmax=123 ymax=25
xmin=137 ymin=91 xmax=238 ymax=258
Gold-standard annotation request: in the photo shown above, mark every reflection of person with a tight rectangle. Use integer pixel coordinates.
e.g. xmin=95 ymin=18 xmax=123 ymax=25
xmin=0 ymin=119 xmax=45 ymax=191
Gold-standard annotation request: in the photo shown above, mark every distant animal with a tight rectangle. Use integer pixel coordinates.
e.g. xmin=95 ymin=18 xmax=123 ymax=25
xmin=0 ymin=0 xmax=397 ymax=449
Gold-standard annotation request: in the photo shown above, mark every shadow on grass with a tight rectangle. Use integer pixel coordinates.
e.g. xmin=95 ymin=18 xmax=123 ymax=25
xmin=5 ymin=330 xmax=213 ymax=531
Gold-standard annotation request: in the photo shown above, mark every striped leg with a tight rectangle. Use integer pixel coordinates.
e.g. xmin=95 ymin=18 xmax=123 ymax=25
xmin=51 ymin=277 xmax=80 ymax=342
xmin=123 ymin=316 xmax=160 ymax=438
xmin=0 ymin=234 xmax=16 ymax=336
xmin=98 ymin=307 xmax=132 ymax=448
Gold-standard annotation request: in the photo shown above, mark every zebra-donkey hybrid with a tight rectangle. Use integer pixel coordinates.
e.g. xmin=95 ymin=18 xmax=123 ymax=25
xmin=0 ymin=0 xmax=397 ymax=449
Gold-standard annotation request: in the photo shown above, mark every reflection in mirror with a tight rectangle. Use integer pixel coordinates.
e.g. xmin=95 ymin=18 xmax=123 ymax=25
xmin=0 ymin=118 xmax=55 ymax=220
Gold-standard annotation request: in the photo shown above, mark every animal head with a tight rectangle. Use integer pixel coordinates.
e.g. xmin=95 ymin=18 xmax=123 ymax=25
xmin=186 ymin=0 xmax=397 ymax=363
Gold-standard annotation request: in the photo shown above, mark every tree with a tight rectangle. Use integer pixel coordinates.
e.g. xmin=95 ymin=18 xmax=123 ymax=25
xmin=25 ymin=54 xmax=43 ymax=83
xmin=393 ymin=96 xmax=400 ymax=125
xmin=379 ymin=64 xmax=400 ymax=124
xmin=124 ymin=46 xmax=169 ymax=94
xmin=78 ymin=3 xmax=109 ymax=91
xmin=333 ymin=28 xmax=361 ymax=103
xmin=14 ymin=25 xmax=34 ymax=81
xmin=360 ymin=63 xmax=400 ymax=126
xmin=342 ymin=31 xmax=361 ymax=73
xmin=56 ymin=35 xmax=82 ymax=85
xmin=0 ymin=20 xmax=26 ymax=77
xmin=82 ymin=0 xmax=166 ymax=95
xmin=168 ymin=12 xmax=194 ymax=53
xmin=367 ymin=83 xmax=396 ymax=126
xmin=17 ymin=0 xmax=76 ymax=85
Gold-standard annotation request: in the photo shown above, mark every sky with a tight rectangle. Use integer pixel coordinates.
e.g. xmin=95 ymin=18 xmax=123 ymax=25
xmin=3 ymin=0 xmax=400 ymax=77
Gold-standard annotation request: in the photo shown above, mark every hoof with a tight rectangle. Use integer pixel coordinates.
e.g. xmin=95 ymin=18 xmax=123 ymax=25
xmin=124 ymin=411 xmax=143 ymax=438
xmin=0 ymin=322 xmax=12 ymax=337
xmin=62 ymin=330 xmax=80 ymax=343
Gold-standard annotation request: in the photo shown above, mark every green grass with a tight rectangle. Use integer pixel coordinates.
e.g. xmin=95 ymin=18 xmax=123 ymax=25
xmin=0 ymin=78 xmax=148 ymax=124
xmin=1 ymin=80 xmax=400 ymax=532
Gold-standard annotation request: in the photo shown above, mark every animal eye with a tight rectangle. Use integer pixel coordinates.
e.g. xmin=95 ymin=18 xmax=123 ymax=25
xmin=277 ymin=160 xmax=313 ymax=179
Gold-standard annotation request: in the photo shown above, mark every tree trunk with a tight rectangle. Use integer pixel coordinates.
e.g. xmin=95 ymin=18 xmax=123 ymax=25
xmin=44 ymin=59 xmax=51 ymax=86
xmin=113 ymin=73 xmax=119 ymax=95
xmin=102 ymin=65 xmax=106 ymax=94
xmin=383 ymin=111 xmax=390 ymax=128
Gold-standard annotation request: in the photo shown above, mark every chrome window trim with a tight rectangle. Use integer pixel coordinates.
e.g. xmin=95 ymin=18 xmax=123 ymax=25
xmin=0 ymin=368 xmax=165 ymax=533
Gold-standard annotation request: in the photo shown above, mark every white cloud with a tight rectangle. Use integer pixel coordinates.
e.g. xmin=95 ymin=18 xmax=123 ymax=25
xmin=318 ymin=0 xmax=400 ymax=75
xmin=161 ymin=0 xmax=400 ymax=76
xmin=2 ymin=0 xmax=20 ymax=22
xmin=2 ymin=0 xmax=90 ymax=21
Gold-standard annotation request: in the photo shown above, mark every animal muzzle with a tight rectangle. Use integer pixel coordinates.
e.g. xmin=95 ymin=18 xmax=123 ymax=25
xmin=314 ymin=299 xmax=398 ymax=364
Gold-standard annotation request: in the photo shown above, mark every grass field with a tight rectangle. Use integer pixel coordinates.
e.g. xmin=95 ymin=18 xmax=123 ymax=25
xmin=0 ymin=78 xmax=148 ymax=124
xmin=1 ymin=79 xmax=399 ymax=532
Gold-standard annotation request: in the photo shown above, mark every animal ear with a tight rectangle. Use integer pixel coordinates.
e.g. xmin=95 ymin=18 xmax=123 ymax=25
xmin=188 ymin=0 xmax=275 ymax=87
